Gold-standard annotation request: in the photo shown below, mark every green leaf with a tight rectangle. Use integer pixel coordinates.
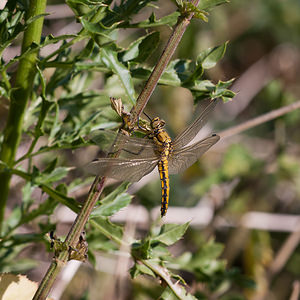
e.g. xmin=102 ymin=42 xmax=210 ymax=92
xmin=154 ymin=223 xmax=189 ymax=246
xmin=131 ymin=240 xmax=152 ymax=259
xmin=100 ymin=46 xmax=136 ymax=104
xmin=90 ymin=216 xmax=124 ymax=245
xmin=40 ymin=184 xmax=79 ymax=213
xmin=11 ymin=167 xmax=78 ymax=212
xmin=4 ymin=206 xmax=22 ymax=232
xmin=196 ymin=239 xmax=224 ymax=261
xmin=212 ymin=79 xmax=235 ymax=101
xmin=81 ymin=18 xmax=117 ymax=46
xmin=182 ymin=2 xmax=209 ymax=22
xmin=181 ymin=239 xmax=226 ymax=277
xmin=43 ymin=158 xmax=58 ymax=174
xmin=49 ymin=102 xmax=60 ymax=141
xmin=120 ymin=31 xmax=160 ymax=63
xmin=127 ymin=12 xmax=180 ymax=28
xmin=91 ymin=183 xmax=132 ymax=217
xmin=67 ymin=0 xmax=108 ymax=19
xmin=21 ymin=182 xmax=34 ymax=207
xmin=191 ymin=79 xmax=235 ymax=102
xmin=197 ymin=41 xmax=228 ymax=69
xmin=130 ymin=263 xmax=155 ymax=279
xmin=35 ymin=167 xmax=70 ymax=185
xmin=19 ymin=197 xmax=58 ymax=226
xmin=160 ymin=286 xmax=198 ymax=300
xmin=98 ymin=182 xmax=129 ymax=204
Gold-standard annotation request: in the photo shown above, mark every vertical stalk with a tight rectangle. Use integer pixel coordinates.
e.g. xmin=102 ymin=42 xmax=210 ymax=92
xmin=0 ymin=0 xmax=47 ymax=233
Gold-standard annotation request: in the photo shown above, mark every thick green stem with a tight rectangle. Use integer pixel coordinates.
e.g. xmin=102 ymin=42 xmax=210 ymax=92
xmin=0 ymin=0 xmax=47 ymax=234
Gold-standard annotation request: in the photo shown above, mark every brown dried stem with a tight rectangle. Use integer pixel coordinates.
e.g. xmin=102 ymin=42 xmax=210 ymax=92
xmin=219 ymin=100 xmax=300 ymax=138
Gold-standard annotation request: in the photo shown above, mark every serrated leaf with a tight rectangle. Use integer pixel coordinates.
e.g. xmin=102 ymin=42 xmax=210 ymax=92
xmin=212 ymin=79 xmax=235 ymax=101
xmin=81 ymin=18 xmax=117 ymax=45
xmin=91 ymin=192 xmax=132 ymax=217
xmin=120 ymin=31 xmax=160 ymax=63
xmin=154 ymin=223 xmax=189 ymax=246
xmin=100 ymin=46 xmax=136 ymax=104
xmin=35 ymin=167 xmax=70 ymax=185
xmin=197 ymin=41 xmax=228 ymax=69
xmin=90 ymin=216 xmax=124 ymax=245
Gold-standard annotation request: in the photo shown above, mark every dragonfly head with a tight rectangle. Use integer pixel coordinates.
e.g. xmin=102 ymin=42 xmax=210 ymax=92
xmin=151 ymin=117 xmax=165 ymax=129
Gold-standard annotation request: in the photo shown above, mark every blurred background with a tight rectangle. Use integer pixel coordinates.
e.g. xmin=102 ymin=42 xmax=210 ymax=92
xmin=1 ymin=0 xmax=300 ymax=299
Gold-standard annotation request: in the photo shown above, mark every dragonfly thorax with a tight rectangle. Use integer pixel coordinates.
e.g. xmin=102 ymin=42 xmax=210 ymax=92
xmin=151 ymin=117 xmax=165 ymax=130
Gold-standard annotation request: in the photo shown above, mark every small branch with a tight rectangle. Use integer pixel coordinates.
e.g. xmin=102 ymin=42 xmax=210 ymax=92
xmin=290 ymin=281 xmax=300 ymax=300
xmin=141 ymin=259 xmax=185 ymax=300
xmin=33 ymin=176 xmax=106 ymax=300
xmin=268 ymin=219 xmax=300 ymax=279
xmin=253 ymin=220 xmax=300 ymax=300
xmin=219 ymin=100 xmax=300 ymax=138
xmin=130 ymin=0 xmax=201 ymax=124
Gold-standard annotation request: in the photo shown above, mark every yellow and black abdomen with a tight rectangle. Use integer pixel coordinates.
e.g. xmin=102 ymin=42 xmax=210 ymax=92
xmin=158 ymin=157 xmax=169 ymax=217
xmin=152 ymin=127 xmax=172 ymax=217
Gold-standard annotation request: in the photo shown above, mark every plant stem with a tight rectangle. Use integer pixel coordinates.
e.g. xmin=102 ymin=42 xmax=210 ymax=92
xmin=219 ymin=100 xmax=300 ymax=138
xmin=130 ymin=0 xmax=200 ymax=123
xmin=32 ymin=176 xmax=106 ymax=300
xmin=141 ymin=259 xmax=185 ymax=300
xmin=33 ymin=1 xmax=201 ymax=298
xmin=0 ymin=0 xmax=47 ymax=234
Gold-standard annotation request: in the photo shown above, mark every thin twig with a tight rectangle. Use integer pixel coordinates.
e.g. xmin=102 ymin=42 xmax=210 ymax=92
xmin=141 ymin=259 xmax=186 ymax=300
xmin=219 ymin=100 xmax=300 ymax=138
xmin=289 ymin=281 xmax=300 ymax=300
xmin=33 ymin=176 xmax=106 ymax=300
xmin=268 ymin=219 xmax=300 ymax=279
xmin=253 ymin=220 xmax=300 ymax=300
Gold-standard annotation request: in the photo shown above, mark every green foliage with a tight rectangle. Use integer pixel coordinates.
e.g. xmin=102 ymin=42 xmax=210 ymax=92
xmin=0 ymin=0 xmax=246 ymax=299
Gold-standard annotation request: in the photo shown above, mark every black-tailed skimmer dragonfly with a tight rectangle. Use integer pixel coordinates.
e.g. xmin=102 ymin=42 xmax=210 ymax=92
xmin=87 ymin=99 xmax=220 ymax=217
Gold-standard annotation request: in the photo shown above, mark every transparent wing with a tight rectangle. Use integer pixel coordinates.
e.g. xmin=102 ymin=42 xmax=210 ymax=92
xmin=86 ymin=157 xmax=159 ymax=182
xmin=89 ymin=130 xmax=158 ymax=159
xmin=169 ymin=134 xmax=220 ymax=174
xmin=172 ymin=99 xmax=218 ymax=149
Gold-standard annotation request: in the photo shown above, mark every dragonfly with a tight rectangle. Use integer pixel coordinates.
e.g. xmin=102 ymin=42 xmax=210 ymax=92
xmin=87 ymin=99 xmax=220 ymax=217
